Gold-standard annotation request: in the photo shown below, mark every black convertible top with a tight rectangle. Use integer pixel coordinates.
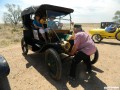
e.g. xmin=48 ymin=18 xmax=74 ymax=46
xmin=21 ymin=4 xmax=74 ymax=16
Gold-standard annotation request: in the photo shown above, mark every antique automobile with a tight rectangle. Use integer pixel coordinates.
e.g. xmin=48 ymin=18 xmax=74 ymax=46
xmin=21 ymin=4 xmax=99 ymax=80
xmin=89 ymin=22 xmax=120 ymax=43
xmin=0 ymin=55 xmax=10 ymax=78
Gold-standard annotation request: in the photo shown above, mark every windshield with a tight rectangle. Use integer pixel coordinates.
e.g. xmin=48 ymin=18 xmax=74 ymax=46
xmin=47 ymin=10 xmax=72 ymax=30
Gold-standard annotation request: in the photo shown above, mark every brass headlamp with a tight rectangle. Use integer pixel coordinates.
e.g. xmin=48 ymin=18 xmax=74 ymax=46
xmin=61 ymin=40 xmax=71 ymax=53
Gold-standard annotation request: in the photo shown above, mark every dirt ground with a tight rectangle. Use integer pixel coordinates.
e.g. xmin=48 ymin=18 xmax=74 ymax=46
xmin=0 ymin=25 xmax=120 ymax=90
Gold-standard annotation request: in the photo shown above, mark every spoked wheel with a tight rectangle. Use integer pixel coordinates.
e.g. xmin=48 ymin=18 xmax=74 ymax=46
xmin=90 ymin=48 xmax=99 ymax=64
xmin=21 ymin=38 xmax=28 ymax=55
xmin=115 ymin=31 xmax=120 ymax=41
xmin=92 ymin=34 xmax=102 ymax=43
xmin=45 ymin=48 xmax=62 ymax=80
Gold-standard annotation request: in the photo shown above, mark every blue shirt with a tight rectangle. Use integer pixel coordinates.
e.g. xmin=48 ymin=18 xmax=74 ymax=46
xmin=48 ymin=21 xmax=58 ymax=29
xmin=33 ymin=20 xmax=42 ymax=28
xmin=105 ymin=24 xmax=114 ymax=32
xmin=48 ymin=21 xmax=55 ymax=27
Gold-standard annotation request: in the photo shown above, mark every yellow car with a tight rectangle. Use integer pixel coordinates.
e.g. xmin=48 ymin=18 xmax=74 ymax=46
xmin=89 ymin=22 xmax=120 ymax=43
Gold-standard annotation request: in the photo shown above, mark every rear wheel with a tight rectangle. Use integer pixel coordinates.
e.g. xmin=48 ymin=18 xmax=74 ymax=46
xmin=92 ymin=34 xmax=102 ymax=43
xmin=45 ymin=48 xmax=62 ymax=80
xmin=115 ymin=31 xmax=120 ymax=41
xmin=21 ymin=38 xmax=28 ymax=55
xmin=90 ymin=48 xmax=99 ymax=64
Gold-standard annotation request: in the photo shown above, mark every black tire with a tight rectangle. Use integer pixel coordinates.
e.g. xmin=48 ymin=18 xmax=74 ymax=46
xmin=115 ymin=31 xmax=120 ymax=41
xmin=45 ymin=48 xmax=62 ymax=80
xmin=21 ymin=37 xmax=28 ymax=55
xmin=0 ymin=55 xmax=10 ymax=78
xmin=91 ymin=34 xmax=102 ymax=43
xmin=90 ymin=48 xmax=99 ymax=64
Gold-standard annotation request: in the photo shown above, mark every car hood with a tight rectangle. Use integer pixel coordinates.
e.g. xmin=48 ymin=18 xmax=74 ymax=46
xmin=90 ymin=28 xmax=105 ymax=31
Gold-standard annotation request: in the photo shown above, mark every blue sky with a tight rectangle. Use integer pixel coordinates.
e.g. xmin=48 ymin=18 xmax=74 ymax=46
xmin=0 ymin=0 xmax=120 ymax=23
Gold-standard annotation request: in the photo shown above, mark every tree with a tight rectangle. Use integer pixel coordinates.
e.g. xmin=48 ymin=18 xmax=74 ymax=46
xmin=3 ymin=13 xmax=8 ymax=25
xmin=3 ymin=4 xmax=21 ymax=25
xmin=113 ymin=10 xmax=120 ymax=23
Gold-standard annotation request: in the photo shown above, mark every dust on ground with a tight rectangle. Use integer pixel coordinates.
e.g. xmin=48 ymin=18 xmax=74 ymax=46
xmin=0 ymin=23 xmax=120 ymax=90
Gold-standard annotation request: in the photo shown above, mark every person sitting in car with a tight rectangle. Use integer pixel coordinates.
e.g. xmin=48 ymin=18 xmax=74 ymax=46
xmin=33 ymin=14 xmax=49 ymax=43
xmin=48 ymin=16 xmax=58 ymax=30
xmin=48 ymin=16 xmax=63 ymax=30
xmin=105 ymin=24 xmax=116 ymax=33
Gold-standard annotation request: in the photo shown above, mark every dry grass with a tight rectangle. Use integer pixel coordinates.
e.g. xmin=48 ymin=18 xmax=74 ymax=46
xmin=0 ymin=24 xmax=23 ymax=48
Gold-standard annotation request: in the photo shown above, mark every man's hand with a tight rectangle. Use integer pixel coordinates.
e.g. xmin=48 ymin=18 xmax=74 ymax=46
xmin=68 ymin=52 xmax=74 ymax=56
xmin=68 ymin=44 xmax=77 ymax=56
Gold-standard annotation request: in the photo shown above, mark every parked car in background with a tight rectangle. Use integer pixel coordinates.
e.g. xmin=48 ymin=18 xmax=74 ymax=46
xmin=89 ymin=22 xmax=120 ymax=43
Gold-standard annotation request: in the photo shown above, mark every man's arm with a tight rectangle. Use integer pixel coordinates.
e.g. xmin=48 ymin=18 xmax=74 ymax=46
xmin=68 ymin=34 xmax=75 ymax=40
xmin=69 ymin=44 xmax=78 ymax=56
xmin=33 ymin=24 xmax=40 ymax=29
xmin=33 ymin=20 xmax=42 ymax=29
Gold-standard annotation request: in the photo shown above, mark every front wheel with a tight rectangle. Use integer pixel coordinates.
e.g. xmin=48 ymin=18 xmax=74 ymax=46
xmin=21 ymin=38 xmax=28 ymax=55
xmin=91 ymin=34 xmax=102 ymax=43
xmin=115 ymin=31 xmax=120 ymax=41
xmin=90 ymin=48 xmax=99 ymax=64
xmin=45 ymin=48 xmax=62 ymax=80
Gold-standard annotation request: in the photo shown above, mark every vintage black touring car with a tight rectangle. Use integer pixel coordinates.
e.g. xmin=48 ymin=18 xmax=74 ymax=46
xmin=21 ymin=4 xmax=99 ymax=80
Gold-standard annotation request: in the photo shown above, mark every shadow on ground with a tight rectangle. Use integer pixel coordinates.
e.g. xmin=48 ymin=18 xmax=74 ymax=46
xmin=100 ymin=41 xmax=120 ymax=46
xmin=23 ymin=53 xmax=107 ymax=90
xmin=0 ymin=77 xmax=11 ymax=90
